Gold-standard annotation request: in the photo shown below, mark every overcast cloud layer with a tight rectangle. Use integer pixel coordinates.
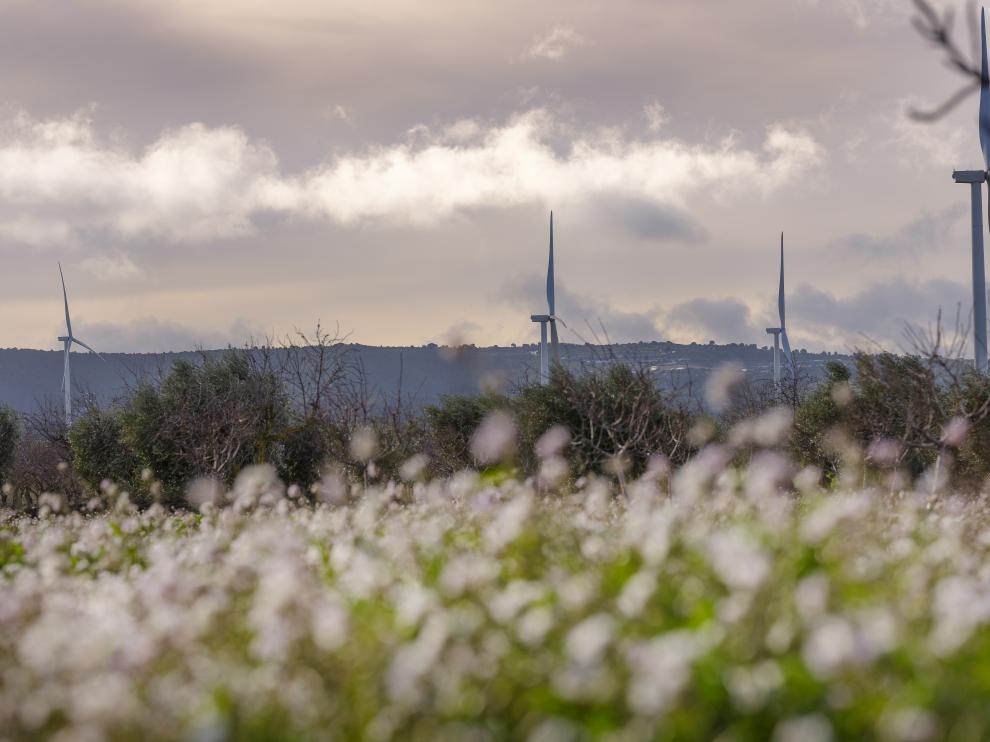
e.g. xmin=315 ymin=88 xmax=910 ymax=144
xmin=0 ymin=0 xmax=982 ymax=353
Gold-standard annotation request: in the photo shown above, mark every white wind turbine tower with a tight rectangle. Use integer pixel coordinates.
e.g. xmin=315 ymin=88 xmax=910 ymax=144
xmin=952 ymin=6 xmax=990 ymax=374
xmin=57 ymin=263 xmax=104 ymax=425
xmin=530 ymin=212 xmax=564 ymax=384
xmin=765 ymin=233 xmax=794 ymax=385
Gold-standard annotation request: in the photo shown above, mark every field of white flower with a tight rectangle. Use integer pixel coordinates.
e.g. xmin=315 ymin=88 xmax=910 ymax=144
xmin=3 ymin=447 xmax=990 ymax=741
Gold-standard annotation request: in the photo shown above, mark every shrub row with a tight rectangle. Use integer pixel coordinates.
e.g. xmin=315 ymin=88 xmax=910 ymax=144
xmin=3 ymin=349 xmax=990 ymax=509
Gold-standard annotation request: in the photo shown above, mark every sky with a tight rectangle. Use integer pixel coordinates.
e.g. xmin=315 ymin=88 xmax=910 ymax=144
xmin=0 ymin=0 xmax=984 ymax=354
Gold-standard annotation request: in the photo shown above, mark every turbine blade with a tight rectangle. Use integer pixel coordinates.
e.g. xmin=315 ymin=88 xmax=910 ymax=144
xmin=550 ymin=319 xmax=560 ymax=363
xmin=546 ymin=211 xmax=555 ymax=316
xmin=780 ymin=328 xmax=794 ymax=372
xmin=981 ymin=7 xmax=990 ymax=169
xmin=71 ymin=338 xmax=107 ymax=362
xmin=61 ymin=347 xmax=69 ymax=393
xmin=58 ymin=262 xmax=72 ymax=337
xmin=778 ymin=232 xmax=786 ymax=329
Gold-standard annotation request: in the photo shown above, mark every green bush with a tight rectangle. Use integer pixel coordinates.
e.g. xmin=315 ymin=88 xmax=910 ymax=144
xmin=0 ymin=405 xmax=18 ymax=485
xmin=25 ymin=346 xmax=990 ymax=511
xmin=121 ymin=353 xmax=289 ymax=502
xmin=516 ymin=364 xmax=695 ymax=480
xmin=792 ymin=361 xmax=851 ymax=476
xmin=425 ymin=393 xmax=509 ymax=475
xmin=278 ymin=417 xmax=329 ymax=488
xmin=846 ymin=353 xmax=940 ymax=477
xmin=69 ymin=407 xmax=142 ymax=499
xmin=946 ymin=371 xmax=990 ymax=489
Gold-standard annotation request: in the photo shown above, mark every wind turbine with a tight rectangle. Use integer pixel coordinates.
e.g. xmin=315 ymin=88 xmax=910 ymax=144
xmin=765 ymin=233 xmax=793 ymax=385
xmin=530 ymin=212 xmax=564 ymax=384
xmin=57 ymin=263 xmax=104 ymax=425
xmin=952 ymin=6 xmax=990 ymax=374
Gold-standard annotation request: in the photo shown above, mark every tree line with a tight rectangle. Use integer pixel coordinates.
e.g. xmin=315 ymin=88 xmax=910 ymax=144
xmin=3 ymin=323 xmax=990 ymax=510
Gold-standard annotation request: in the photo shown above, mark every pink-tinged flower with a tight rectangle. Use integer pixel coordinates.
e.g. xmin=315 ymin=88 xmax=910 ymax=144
xmin=535 ymin=425 xmax=571 ymax=460
xmin=942 ymin=417 xmax=970 ymax=448
xmin=470 ymin=411 xmax=517 ymax=465
xmin=866 ymin=438 xmax=902 ymax=467
xmin=704 ymin=363 xmax=744 ymax=412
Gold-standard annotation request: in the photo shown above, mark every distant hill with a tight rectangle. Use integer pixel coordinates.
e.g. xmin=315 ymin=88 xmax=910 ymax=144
xmin=0 ymin=341 xmax=850 ymax=415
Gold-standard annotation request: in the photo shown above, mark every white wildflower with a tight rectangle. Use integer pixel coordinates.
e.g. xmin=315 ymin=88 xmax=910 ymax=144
xmin=942 ymin=416 xmax=970 ymax=448
xmin=539 ymin=456 xmax=570 ymax=489
xmin=314 ymin=469 xmax=348 ymax=505
xmin=528 ymin=717 xmax=581 ymax=742
xmin=232 ymin=464 xmax=284 ymax=510
xmin=516 ymin=606 xmax=555 ymax=647
xmin=706 ymin=529 xmax=771 ymax=592
xmin=186 ymin=477 xmax=225 ymax=509
xmin=535 ymin=425 xmax=571 ymax=460
xmin=487 ymin=580 xmax=544 ymax=624
xmin=311 ymin=594 xmax=349 ymax=652
xmin=929 ymin=574 xmax=990 ymax=655
xmin=617 ymin=570 xmax=657 ymax=618
xmin=349 ymin=426 xmax=378 ymax=462
xmin=802 ymin=616 xmax=862 ymax=678
xmin=564 ymin=613 xmax=616 ymax=665
xmin=439 ymin=554 xmax=500 ymax=597
xmin=557 ymin=573 xmax=598 ymax=612
xmin=470 ymin=411 xmax=517 ymax=465
xmin=399 ymin=453 xmax=429 ymax=482
xmin=794 ymin=573 xmax=830 ymax=622
xmin=773 ymin=714 xmax=833 ymax=742
xmin=724 ymin=660 xmax=784 ymax=712
xmin=485 ymin=492 xmax=533 ymax=551
xmin=390 ymin=582 xmax=439 ymax=629
xmin=704 ymin=363 xmax=744 ymax=412
xmin=745 ymin=451 xmax=793 ymax=500
xmin=551 ymin=661 xmax=617 ymax=702
xmin=385 ymin=614 xmax=449 ymax=705
xmin=800 ymin=494 xmax=870 ymax=545
xmin=625 ymin=629 xmax=709 ymax=715
xmin=866 ymin=438 xmax=902 ymax=467
xmin=878 ymin=706 xmax=938 ymax=742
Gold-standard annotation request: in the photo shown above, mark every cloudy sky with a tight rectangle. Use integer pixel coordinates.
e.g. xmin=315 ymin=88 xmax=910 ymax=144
xmin=0 ymin=0 xmax=982 ymax=353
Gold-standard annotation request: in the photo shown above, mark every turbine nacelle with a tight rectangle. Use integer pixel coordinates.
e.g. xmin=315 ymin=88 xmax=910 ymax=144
xmin=953 ymin=170 xmax=988 ymax=184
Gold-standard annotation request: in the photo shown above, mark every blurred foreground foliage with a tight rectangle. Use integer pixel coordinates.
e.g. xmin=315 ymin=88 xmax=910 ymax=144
xmin=3 ymin=449 xmax=990 ymax=739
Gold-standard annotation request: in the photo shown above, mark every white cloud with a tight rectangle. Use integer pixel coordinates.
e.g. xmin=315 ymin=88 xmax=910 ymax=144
xmin=644 ymin=101 xmax=670 ymax=133
xmin=281 ymin=112 xmax=823 ymax=226
xmin=0 ymin=110 xmax=278 ymax=244
xmin=0 ymin=107 xmax=823 ymax=245
xmin=81 ymin=252 xmax=144 ymax=281
xmin=526 ymin=26 xmax=587 ymax=60
xmin=322 ymin=104 xmax=352 ymax=123
xmin=441 ymin=118 xmax=484 ymax=143
xmin=0 ymin=216 xmax=72 ymax=247
xmin=889 ymin=113 xmax=969 ymax=169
